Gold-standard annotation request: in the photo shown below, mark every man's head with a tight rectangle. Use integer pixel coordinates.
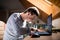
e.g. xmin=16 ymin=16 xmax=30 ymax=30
xmin=21 ymin=7 xmax=40 ymax=22
xmin=24 ymin=7 xmax=40 ymax=16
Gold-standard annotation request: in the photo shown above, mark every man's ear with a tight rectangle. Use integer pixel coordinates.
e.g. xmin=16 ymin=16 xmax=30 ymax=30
xmin=28 ymin=13 xmax=31 ymax=15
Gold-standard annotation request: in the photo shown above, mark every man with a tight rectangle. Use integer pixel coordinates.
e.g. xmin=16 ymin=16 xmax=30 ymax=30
xmin=3 ymin=7 xmax=40 ymax=40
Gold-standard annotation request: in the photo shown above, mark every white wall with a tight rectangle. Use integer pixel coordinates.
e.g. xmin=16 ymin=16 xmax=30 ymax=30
xmin=52 ymin=18 xmax=60 ymax=29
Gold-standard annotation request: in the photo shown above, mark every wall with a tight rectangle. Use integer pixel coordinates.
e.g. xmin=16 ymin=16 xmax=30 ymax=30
xmin=52 ymin=18 xmax=60 ymax=29
xmin=20 ymin=0 xmax=60 ymax=22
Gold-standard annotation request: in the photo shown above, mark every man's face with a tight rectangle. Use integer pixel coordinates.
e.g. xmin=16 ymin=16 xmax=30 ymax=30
xmin=25 ymin=12 xmax=37 ymax=22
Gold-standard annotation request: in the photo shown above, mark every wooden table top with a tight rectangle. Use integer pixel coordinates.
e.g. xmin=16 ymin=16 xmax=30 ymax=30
xmin=24 ymin=32 xmax=60 ymax=40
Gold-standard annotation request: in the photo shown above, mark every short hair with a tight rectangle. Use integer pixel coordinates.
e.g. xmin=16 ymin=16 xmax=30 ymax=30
xmin=24 ymin=8 xmax=38 ymax=16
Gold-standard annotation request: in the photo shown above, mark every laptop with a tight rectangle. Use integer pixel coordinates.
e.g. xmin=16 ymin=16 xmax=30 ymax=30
xmin=30 ymin=14 xmax=52 ymax=37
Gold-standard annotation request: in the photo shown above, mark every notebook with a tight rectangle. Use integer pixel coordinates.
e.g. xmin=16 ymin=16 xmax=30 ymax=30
xmin=30 ymin=14 xmax=52 ymax=37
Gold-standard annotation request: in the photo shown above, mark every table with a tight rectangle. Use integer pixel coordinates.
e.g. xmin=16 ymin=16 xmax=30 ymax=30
xmin=24 ymin=32 xmax=60 ymax=40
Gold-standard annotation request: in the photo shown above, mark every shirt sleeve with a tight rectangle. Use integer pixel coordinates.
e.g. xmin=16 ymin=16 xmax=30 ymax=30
xmin=3 ymin=13 xmax=23 ymax=40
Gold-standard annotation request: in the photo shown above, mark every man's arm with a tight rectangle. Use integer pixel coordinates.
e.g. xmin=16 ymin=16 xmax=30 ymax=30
xmin=3 ymin=13 xmax=23 ymax=40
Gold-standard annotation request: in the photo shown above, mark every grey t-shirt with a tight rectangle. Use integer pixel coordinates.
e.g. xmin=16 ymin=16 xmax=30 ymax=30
xmin=3 ymin=13 xmax=30 ymax=40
